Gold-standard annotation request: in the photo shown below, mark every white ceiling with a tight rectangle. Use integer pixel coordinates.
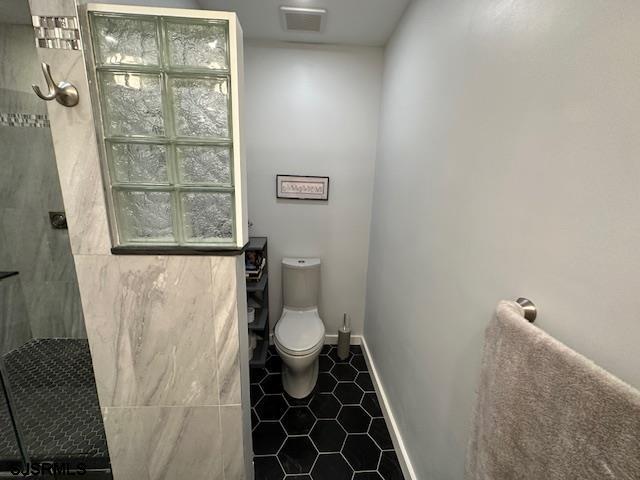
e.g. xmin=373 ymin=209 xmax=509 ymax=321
xmin=197 ymin=0 xmax=411 ymax=46
xmin=0 ymin=0 xmax=410 ymax=45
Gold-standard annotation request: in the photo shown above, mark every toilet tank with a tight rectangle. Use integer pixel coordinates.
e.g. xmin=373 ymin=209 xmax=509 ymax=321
xmin=282 ymin=258 xmax=321 ymax=309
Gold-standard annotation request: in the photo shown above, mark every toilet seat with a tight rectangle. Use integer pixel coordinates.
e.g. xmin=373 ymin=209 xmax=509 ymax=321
xmin=275 ymin=309 xmax=325 ymax=356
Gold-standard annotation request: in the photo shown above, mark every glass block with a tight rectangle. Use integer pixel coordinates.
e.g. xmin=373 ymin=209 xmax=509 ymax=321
xmin=109 ymin=142 xmax=169 ymax=184
xmin=176 ymin=145 xmax=232 ymax=185
xmin=170 ymin=76 xmax=229 ymax=138
xmin=165 ymin=20 xmax=228 ymax=70
xmin=115 ymin=190 xmax=174 ymax=242
xmin=92 ymin=15 xmax=159 ymax=66
xmin=181 ymin=191 xmax=233 ymax=241
xmin=101 ymin=72 xmax=164 ymax=137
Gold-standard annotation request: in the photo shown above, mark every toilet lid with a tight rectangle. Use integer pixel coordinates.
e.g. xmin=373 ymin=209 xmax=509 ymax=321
xmin=275 ymin=310 xmax=325 ymax=353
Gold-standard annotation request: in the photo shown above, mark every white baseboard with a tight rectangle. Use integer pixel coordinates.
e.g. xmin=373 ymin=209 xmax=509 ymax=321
xmin=361 ymin=338 xmax=417 ymax=480
xmin=268 ymin=333 xmax=363 ymax=345
xmin=324 ymin=333 xmax=362 ymax=345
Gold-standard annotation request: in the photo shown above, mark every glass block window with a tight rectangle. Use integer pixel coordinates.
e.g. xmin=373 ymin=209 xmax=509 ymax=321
xmin=89 ymin=13 xmax=234 ymax=246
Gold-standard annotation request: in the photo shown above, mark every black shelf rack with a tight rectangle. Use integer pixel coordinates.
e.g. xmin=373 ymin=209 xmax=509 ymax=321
xmin=246 ymin=237 xmax=269 ymax=367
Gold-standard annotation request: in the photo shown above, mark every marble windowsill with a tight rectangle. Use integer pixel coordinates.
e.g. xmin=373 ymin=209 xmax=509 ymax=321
xmin=111 ymin=244 xmax=248 ymax=256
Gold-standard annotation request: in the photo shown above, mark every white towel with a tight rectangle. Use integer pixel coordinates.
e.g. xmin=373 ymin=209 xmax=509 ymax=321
xmin=467 ymin=300 xmax=640 ymax=480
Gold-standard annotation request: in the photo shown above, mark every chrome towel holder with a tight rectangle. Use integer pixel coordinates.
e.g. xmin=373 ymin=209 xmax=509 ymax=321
xmin=516 ymin=297 xmax=537 ymax=323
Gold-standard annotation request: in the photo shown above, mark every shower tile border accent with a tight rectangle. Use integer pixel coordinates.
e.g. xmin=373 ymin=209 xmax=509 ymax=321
xmin=0 ymin=112 xmax=50 ymax=128
xmin=32 ymin=15 xmax=82 ymax=50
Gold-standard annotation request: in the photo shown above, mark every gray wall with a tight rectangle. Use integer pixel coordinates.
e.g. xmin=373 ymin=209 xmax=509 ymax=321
xmin=365 ymin=0 xmax=640 ymax=478
xmin=0 ymin=275 xmax=31 ymax=356
xmin=244 ymin=41 xmax=383 ymax=336
xmin=0 ymin=24 xmax=85 ymax=339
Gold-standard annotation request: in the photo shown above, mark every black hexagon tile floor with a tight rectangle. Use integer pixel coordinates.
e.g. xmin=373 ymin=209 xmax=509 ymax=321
xmin=251 ymin=345 xmax=404 ymax=480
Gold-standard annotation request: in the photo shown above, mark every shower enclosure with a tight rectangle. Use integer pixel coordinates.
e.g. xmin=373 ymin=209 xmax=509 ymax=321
xmin=1 ymin=0 xmax=251 ymax=477
xmin=0 ymin=2 xmax=111 ymax=476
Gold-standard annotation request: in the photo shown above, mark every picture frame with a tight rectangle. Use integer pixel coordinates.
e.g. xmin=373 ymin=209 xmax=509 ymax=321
xmin=276 ymin=175 xmax=330 ymax=201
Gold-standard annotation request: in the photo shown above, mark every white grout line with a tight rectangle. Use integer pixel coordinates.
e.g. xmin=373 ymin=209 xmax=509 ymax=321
xmin=218 ymin=404 xmax=227 ymax=480
xmin=376 ymin=445 xmax=383 ymax=472
xmin=361 ymin=338 xmax=417 ymax=480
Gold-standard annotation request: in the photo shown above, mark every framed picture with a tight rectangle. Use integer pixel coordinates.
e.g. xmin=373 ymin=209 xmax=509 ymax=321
xmin=276 ymin=175 xmax=330 ymax=201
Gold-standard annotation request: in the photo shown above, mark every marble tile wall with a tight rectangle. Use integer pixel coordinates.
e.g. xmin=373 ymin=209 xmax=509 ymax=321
xmin=74 ymin=256 xmax=220 ymax=408
xmin=102 ymin=406 xmax=224 ymax=480
xmin=0 ymin=275 xmax=32 ymax=357
xmin=212 ymin=258 xmax=242 ymax=406
xmin=221 ymin=405 xmax=245 ymax=479
xmin=235 ymin=256 xmax=255 ymax=478
xmin=73 ymin=255 xmax=249 ymax=479
xmin=31 ymin=46 xmax=112 ymax=255
xmin=0 ymin=23 xmax=85 ymax=340
xmin=27 ymin=1 xmax=252 ymax=478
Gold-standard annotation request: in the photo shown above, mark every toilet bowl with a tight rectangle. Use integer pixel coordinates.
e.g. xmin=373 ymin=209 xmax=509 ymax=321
xmin=275 ymin=258 xmax=325 ymax=398
xmin=275 ymin=308 xmax=325 ymax=398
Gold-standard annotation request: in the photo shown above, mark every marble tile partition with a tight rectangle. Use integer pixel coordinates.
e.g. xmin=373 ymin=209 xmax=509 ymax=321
xmin=235 ymin=257 xmax=255 ymax=478
xmin=27 ymin=1 xmax=253 ymax=478
xmin=30 ymin=45 xmax=112 ymax=255
xmin=212 ymin=258 xmax=242 ymax=406
xmin=73 ymin=255 xmax=251 ymax=479
xmin=74 ymin=255 xmax=220 ymax=408
xmin=102 ymin=406 xmax=224 ymax=480
xmin=220 ymin=405 xmax=245 ymax=479
xmin=0 ymin=23 xmax=85 ymax=339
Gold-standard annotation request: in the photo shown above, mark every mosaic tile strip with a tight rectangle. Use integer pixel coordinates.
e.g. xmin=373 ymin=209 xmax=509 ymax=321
xmin=0 ymin=113 xmax=50 ymax=128
xmin=32 ymin=16 xmax=82 ymax=50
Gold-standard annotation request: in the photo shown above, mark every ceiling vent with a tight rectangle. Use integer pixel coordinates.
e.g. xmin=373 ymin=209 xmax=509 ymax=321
xmin=279 ymin=6 xmax=327 ymax=33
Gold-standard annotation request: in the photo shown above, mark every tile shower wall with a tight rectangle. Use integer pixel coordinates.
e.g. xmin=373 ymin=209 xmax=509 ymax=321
xmin=0 ymin=23 xmax=85 ymax=339
xmin=0 ymin=275 xmax=31 ymax=356
xmin=27 ymin=0 xmax=252 ymax=478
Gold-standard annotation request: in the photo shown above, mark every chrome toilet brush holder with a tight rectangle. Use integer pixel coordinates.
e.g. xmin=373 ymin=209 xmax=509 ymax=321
xmin=337 ymin=313 xmax=351 ymax=360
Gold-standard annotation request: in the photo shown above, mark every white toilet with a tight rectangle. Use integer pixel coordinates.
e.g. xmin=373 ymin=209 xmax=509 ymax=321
xmin=274 ymin=257 xmax=325 ymax=399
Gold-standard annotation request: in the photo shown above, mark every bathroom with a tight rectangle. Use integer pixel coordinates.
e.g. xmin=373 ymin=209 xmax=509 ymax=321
xmin=0 ymin=0 xmax=639 ymax=479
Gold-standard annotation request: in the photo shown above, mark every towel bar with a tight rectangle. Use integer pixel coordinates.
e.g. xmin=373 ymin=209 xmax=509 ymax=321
xmin=516 ymin=298 xmax=537 ymax=323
